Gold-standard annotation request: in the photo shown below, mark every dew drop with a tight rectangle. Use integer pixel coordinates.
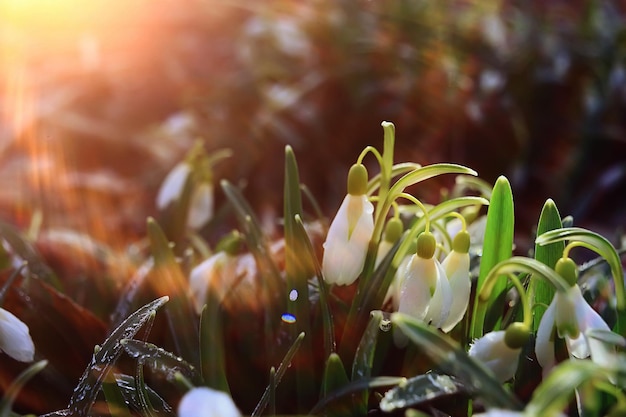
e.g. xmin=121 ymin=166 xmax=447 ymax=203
xmin=281 ymin=313 xmax=296 ymax=324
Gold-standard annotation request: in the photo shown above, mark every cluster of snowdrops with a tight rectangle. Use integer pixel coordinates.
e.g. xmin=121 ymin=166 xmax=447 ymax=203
xmin=1 ymin=122 xmax=626 ymax=416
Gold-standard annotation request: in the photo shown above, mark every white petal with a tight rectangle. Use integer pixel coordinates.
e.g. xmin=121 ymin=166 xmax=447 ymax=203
xmin=156 ymin=163 xmax=190 ymax=209
xmin=535 ymin=296 xmax=557 ymax=374
xmin=568 ymin=285 xmax=610 ymax=359
xmin=177 ymin=387 xmax=241 ymax=417
xmin=554 ymin=288 xmax=579 ymax=339
xmin=425 ymin=259 xmax=452 ymax=329
xmin=374 ymin=240 xmax=393 ymax=269
xmin=187 ymin=183 xmax=214 ymax=230
xmin=397 ymin=255 xmax=432 ymax=321
xmin=469 ymin=331 xmax=520 ymax=382
xmin=0 ymin=308 xmax=35 ymax=362
xmin=441 ymin=251 xmax=470 ymax=332
xmin=322 ymin=195 xmax=373 ymax=285
xmin=385 ymin=254 xmax=411 ymax=310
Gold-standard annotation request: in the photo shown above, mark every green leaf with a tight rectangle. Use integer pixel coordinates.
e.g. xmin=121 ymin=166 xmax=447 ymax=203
xmin=102 ymin=371 xmax=132 ymax=417
xmin=147 ymin=218 xmax=199 ymax=367
xmin=0 ymin=360 xmax=47 ymax=417
xmin=283 ymin=146 xmax=314 ymax=407
xmin=199 ymin=294 xmax=229 ymax=393
xmin=392 ymin=312 xmax=523 ymax=411
xmin=68 ymin=296 xmax=169 ymax=416
xmin=252 ymin=332 xmax=305 ymax=417
xmin=470 ymin=176 xmax=514 ymax=339
xmin=294 ymin=214 xmax=335 ymax=358
xmin=351 ymin=311 xmax=385 ymax=413
xmin=530 ymin=199 xmax=564 ymax=333
xmin=309 ymin=376 xmax=405 ymax=415
xmin=379 ymin=372 xmax=462 ymax=413
xmin=322 ymin=353 xmax=350 ymax=398
xmin=120 ymin=339 xmax=200 ymax=384
xmin=526 ymin=360 xmax=610 ymax=417
xmin=114 ymin=373 xmax=173 ymax=415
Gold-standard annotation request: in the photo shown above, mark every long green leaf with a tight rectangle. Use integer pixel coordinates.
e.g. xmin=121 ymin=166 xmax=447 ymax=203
xmin=283 ymin=146 xmax=314 ymax=407
xmin=379 ymin=372 xmax=463 ymax=413
xmin=470 ymin=176 xmax=514 ymax=339
xmin=199 ymin=294 xmax=229 ymax=393
xmin=530 ymin=199 xmax=564 ymax=332
xmin=351 ymin=311 xmax=385 ymax=413
xmin=68 ymin=296 xmax=169 ymax=416
xmin=392 ymin=312 xmax=523 ymax=411
xmin=120 ymin=339 xmax=200 ymax=384
xmin=294 ymin=214 xmax=335 ymax=358
xmin=147 ymin=218 xmax=199 ymax=367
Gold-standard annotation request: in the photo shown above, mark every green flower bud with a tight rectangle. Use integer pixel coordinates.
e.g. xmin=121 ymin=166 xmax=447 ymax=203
xmin=452 ymin=230 xmax=470 ymax=254
xmin=383 ymin=218 xmax=403 ymax=243
xmin=347 ymin=164 xmax=368 ymax=196
xmin=215 ymin=231 xmax=243 ymax=255
xmin=555 ymin=257 xmax=578 ymax=287
xmin=416 ymin=232 xmax=436 ymax=259
xmin=504 ymin=322 xmax=530 ymax=349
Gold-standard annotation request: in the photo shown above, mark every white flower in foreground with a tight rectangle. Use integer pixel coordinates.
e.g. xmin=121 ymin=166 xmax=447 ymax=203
xmin=535 ymin=257 xmax=613 ymax=377
xmin=322 ymin=164 xmax=374 ymax=286
xmin=178 ymin=387 xmax=241 ymax=417
xmin=469 ymin=323 xmax=529 ymax=382
xmin=397 ymin=232 xmax=452 ymax=329
xmin=440 ymin=230 xmax=471 ymax=332
xmin=0 ymin=307 xmax=35 ymax=362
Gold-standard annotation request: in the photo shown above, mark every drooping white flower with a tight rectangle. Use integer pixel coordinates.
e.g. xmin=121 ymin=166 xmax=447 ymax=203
xmin=469 ymin=327 xmax=526 ymax=382
xmin=322 ymin=164 xmax=374 ymax=286
xmin=178 ymin=387 xmax=241 ymax=417
xmin=535 ymin=257 xmax=613 ymax=377
xmin=189 ymin=252 xmax=237 ymax=314
xmin=187 ymin=182 xmax=214 ymax=230
xmin=156 ymin=162 xmax=190 ymax=210
xmin=156 ymin=161 xmax=214 ymax=231
xmin=397 ymin=232 xmax=452 ymax=329
xmin=0 ymin=307 xmax=35 ymax=362
xmin=440 ymin=230 xmax=471 ymax=332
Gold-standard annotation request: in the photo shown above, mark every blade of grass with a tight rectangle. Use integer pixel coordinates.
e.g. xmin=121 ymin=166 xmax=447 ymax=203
xmin=252 ymin=332 xmax=305 ymax=417
xmin=0 ymin=360 xmax=47 ymax=417
xmin=120 ymin=339 xmax=200 ymax=384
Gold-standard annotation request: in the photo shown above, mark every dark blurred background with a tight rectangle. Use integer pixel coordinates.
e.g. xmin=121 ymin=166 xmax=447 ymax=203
xmin=1 ymin=0 xmax=625 ymax=254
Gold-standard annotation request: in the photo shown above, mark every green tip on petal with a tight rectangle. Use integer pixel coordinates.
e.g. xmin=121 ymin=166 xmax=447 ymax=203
xmin=384 ymin=218 xmax=404 ymax=243
xmin=452 ymin=230 xmax=470 ymax=254
xmin=347 ymin=164 xmax=368 ymax=196
xmin=504 ymin=322 xmax=530 ymax=349
xmin=555 ymin=257 xmax=578 ymax=287
xmin=416 ymin=232 xmax=436 ymax=259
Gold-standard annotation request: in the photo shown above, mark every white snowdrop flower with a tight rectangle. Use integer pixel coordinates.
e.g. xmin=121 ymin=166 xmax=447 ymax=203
xmin=178 ymin=387 xmax=241 ymax=417
xmin=440 ymin=230 xmax=471 ymax=332
xmin=0 ymin=307 xmax=35 ymax=362
xmin=187 ymin=182 xmax=214 ymax=230
xmin=535 ymin=257 xmax=613 ymax=377
xmin=469 ymin=324 xmax=528 ymax=383
xmin=189 ymin=252 xmax=237 ymax=314
xmin=156 ymin=162 xmax=190 ymax=210
xmin=322 ymin=164 xmax=374 ymax=286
